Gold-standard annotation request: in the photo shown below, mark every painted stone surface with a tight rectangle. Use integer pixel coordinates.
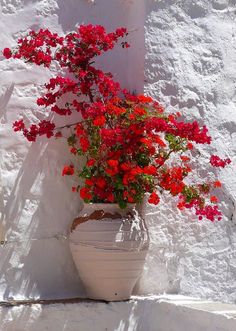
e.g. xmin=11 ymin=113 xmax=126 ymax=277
xmin=0 ymin=0 xmax=235 ymax=303
xmin=141 ymin=0 xmax=236 ymax=303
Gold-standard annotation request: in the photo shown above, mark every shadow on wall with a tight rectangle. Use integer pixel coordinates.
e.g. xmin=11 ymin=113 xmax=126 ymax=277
xmin=0 ymin=134 xmax=86 ymax=299
xmin=0 ymin=0 xmax=146 ymax=300
xmin=56 ymin=0 xmax=146 ymax=94
xmin=0 ymin=83 xmax=14 ymax=123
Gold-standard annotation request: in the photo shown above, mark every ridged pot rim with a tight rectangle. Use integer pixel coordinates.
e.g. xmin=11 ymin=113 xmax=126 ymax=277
xmin=82 ymin=202 xmax=136 ymax=207
xmin=71 ymin=203 xmax=141 ymax=232
xmin=80 ymin=202 xmax=137 ymax=213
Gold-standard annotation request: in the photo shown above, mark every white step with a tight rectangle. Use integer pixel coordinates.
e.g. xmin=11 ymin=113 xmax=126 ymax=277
xmin=0 ymin=295 xmax=235 ymax=331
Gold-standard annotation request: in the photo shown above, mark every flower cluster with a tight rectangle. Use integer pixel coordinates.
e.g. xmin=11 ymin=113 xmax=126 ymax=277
xmin=3 ymin=25 xmax=231 ymax=221
xmin=210 ymin=155 xmax=231 ymax=168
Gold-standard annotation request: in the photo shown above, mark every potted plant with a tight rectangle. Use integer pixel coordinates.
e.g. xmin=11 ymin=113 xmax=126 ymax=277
xmin=2 ymin=24 xmax=231 ymax=301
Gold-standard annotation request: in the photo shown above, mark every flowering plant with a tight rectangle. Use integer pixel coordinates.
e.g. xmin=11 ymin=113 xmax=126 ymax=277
xmin=3 ymin=25 xmax=231 ymax=221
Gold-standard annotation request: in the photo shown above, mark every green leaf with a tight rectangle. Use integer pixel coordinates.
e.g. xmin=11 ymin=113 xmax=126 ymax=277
xmin=115 ymin=177 xmax=124 ymax=190
xmin=67 ymin=134 xmax=77 ymax=146
xmin=165 ymin=134 xmax=185 ymax=151
xmin=79 ymin=166 xmax=92 ymax=178
xmin=118 ymin=200 xmax=127 ymax=209
xmin=135 ymin=153 xmax=150 ymax=166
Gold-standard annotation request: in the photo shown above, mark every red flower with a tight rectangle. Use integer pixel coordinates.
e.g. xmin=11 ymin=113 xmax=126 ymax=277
xmin=62 ymin=165 xmax=74 ymax=176
xmin=76 ymin=124 xmax=84 ymax=137
xmin=93 ymin=116 xmax=106 ymax=126
xmin=87 ymin=159 xmax=96 ymax=167
xmin=177 ymin=201 xmax=185 ymax=210
xmin=154 ymin=135 xmax=166 ymax=147
xmin=37 ymin=97 xmax=46 ymax=106
xmin=155 ymin=157 xmax=165 ymax=166
xmin=169 ymin=182 xmax=185 ymax=195
xmin=196 ymin=205 xmax=222 ymax=222
xmin=70 ymin=147 xmax=77 ymax=154
xmin=106 ymin=192 xmax=115 ymax=202
xmin=180 ymin=156 xmax=190 ymax=162
xmin=134 ymin=108 xmax=146 ymax=116
xmin=96 ymin=177 xmax=106 ymax=189
xmin=107 ymin=159 xmax=119 ymax=167
xmin=3 ymin=48 xmax=12 ymax=59
xmin=13 ymin=119 xmax=25 ymax=132
xmin=85 ymin=178 xmax=94 ymax=186
xmin=210 ymin=155 xmax=231 ymax=168
xmin=187 ymin=142 xmax=193 ymax=150
xmin=143 ymin=165 xmax=157 ymax=176
xmin=213 ymin=180 xmax=222 ymax=188
xmin=80 ymin=137 xmax=90 ymax=152
xmin=148 ymin=192 xmax=160 ymax=205
xmin=5 ymin=25 xmax=227 ymax=221
xmin=210 ymin=196 xmax=218 ymax=203
xmin=121 ymin=162 xmax=132 ymax=171
xmin=130 ymin=167 xmax=143 ymax=176
xmin=137 ymin=95 xmax=153 ymax=103
xmin=105 ymin=167 xmax=119 ymax=176
xmin=80 ymin=187 xmax=92 ymax=200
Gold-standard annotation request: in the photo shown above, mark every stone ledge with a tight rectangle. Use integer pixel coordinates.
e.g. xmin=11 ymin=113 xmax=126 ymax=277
xmin=0 ymin=295 xmax=235 ymax=331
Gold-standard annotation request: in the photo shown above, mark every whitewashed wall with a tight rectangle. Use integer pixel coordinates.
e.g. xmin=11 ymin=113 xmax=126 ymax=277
xmin=141 ymin=0 xmax=236 ymax=304
xmin=0 ymin=0 xmax=145 ymax=300
xmin=0 ymin=0 xmax=235 ymax=304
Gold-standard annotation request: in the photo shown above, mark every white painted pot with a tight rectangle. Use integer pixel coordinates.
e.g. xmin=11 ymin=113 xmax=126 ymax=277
xmin=69 ymin=203 xmax=149 ymax=301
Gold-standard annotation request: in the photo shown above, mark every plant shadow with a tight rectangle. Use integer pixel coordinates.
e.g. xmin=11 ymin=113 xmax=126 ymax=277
xmin=0 ymin=138 xmax=86 ymax=300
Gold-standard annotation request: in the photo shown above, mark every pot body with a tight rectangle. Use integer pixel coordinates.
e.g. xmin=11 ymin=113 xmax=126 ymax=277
xmin=69 ymin=203 xmax=149 ymax=301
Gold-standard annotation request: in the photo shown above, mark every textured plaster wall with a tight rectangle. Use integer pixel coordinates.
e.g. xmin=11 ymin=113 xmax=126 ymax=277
xmin=0 ymin=0 xmax=145 ymax=300
xmin=0 ymin=296 xmax=236 ymax=331
xmin=0 ymin=0 xmax=235 ymax=305
xmin=141 ymin=0 xmax=236 ymax=304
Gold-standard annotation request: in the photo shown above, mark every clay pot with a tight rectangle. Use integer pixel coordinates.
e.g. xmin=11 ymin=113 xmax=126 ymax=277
xmin=69 ymin=203 xmax=149 ymax=301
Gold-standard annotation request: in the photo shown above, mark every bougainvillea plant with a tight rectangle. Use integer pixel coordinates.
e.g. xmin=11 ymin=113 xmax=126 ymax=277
xmin=3 ymin=25 xmax=231 ymax=221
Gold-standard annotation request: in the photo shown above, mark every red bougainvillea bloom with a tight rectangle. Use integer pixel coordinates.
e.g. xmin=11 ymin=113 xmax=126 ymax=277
xmin=214 ymin=180 xmax=222 ymax=188
xmin=70 ymin=147 xmax=77 ymax=155
xmin=105 ymin=167 xmax=119 ymax=176
xmin=85 ymin=178 xmax=94 ymax=186
xmin=210 ymin=155 xmax=231 ymax=168
xmin=93 ymin=116 xmax=106 ymax=126
xmin=80 ymin=137 xmax=90 ymax=152
xmin=13 ymin=119 xmax=25 ymax=132
xmin=210 ymin=196 xmax=218 ymax=203
xmin=96 ymin=177 xmax=106 ymax=189
xmin=137 ymin=95 xmax=153 ymax=103
xmin=187 ymin=142 xmax=193 ymax=150
xmin=3 ymin=48 xmax=12 ymax=59
xmin=143 ymin=165 xmax=157 ymax=176
xmin=87 ymin=159 xmax=96 ymax=167
xmin=107 ymin=159 xmax=119 ymax=167
xmin=3 ymin=24 xmax=231 ymax=220
xmin=196 ymin=205 xmax=222 ymax=222
xmin=180 ymin=156 xmax=190 ymax=162
xmin=106 ymin=192 xmax=115 ymax=202
xmin=62 ymin=165 xmax=74 ymax=176
xmin=148 ymin=192 xmax=160 ymax=205
xmin=80 ymin=187 xmax=92 ymax=200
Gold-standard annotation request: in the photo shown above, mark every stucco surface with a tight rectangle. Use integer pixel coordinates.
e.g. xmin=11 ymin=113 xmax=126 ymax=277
xmin=0 ymin=0 xmax=145 ymax=300
xmin=0 ymin=0 xmax=235 ymax=304
xmin=0 ymin=295 xmax=236 ymax=331
xmin=141 ymin=0 xmax=236 ymax=303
